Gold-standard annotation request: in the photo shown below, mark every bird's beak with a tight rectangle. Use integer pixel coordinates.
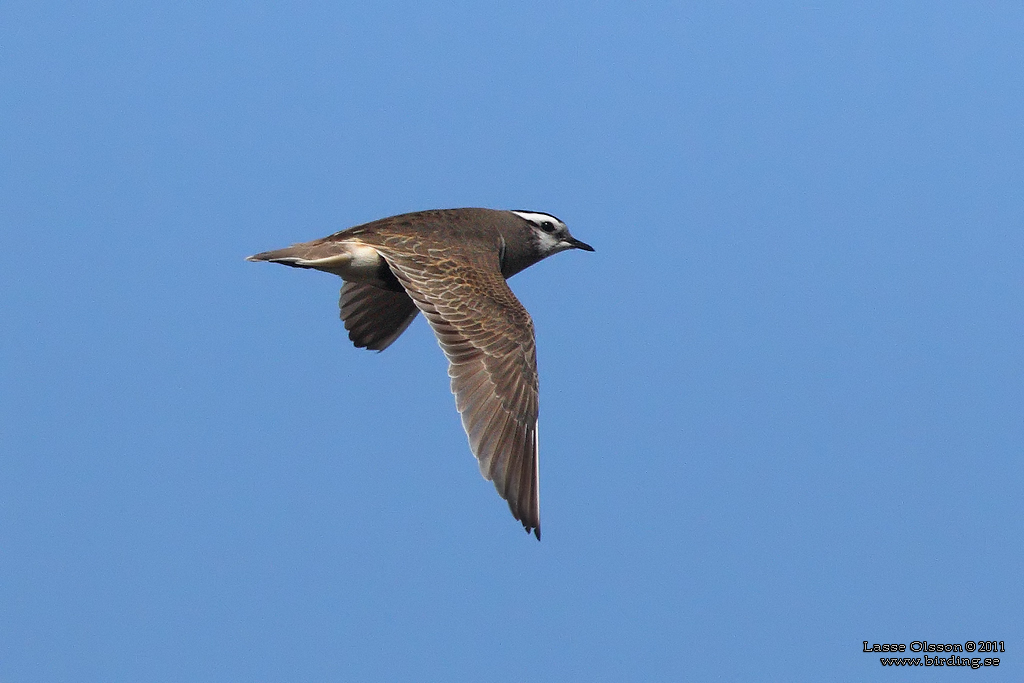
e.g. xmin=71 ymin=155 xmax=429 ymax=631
xmin=567 ymin=237 xmax=595 ymax=252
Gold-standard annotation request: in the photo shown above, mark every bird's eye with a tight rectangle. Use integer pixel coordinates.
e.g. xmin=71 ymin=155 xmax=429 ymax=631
xmin=540 ymin=221 xmax=556 ymax=233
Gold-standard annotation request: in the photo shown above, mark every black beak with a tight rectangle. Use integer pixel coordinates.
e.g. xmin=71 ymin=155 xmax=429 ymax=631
xmin=568 ymin=237 xmax=595 ymax=252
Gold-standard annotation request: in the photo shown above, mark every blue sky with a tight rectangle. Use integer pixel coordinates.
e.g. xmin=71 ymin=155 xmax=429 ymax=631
xmin=2 ymin=1 xmax=1021 ymax=680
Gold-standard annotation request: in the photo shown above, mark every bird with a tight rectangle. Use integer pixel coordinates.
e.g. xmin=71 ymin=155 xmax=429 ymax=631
xmin=247 ymin=208 xmax=594 ymax=539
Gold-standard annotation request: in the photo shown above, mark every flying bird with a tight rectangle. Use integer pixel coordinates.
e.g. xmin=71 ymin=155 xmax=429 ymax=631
xmin=247 ymin=208 xmax=594 ymax=539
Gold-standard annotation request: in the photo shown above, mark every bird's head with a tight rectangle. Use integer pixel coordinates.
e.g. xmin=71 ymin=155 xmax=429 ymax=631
xmin=511 ymin=210 xmax=595 ymax=257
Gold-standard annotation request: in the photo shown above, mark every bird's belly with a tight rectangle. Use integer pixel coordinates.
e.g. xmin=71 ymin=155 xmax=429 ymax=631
xmin=338 ymin=244 xmax=385 ymax=281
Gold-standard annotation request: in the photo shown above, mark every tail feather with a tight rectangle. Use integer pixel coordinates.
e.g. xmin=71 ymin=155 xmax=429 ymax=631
xmin=246 ymin=243 xmax=357 ymax=271
xmin=246 ymin=247 xmax=310 ymax=266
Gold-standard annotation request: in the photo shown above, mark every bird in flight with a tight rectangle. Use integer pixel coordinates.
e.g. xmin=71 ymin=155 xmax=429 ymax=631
xmin=248 ymin=208 xmax=594 ymax=539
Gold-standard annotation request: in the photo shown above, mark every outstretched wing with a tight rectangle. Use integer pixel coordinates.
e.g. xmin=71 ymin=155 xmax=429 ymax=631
xmin=339 ymin=282 xmax=418 ymax=351
xmin=379 ymin=248 xmax=541 ymax=538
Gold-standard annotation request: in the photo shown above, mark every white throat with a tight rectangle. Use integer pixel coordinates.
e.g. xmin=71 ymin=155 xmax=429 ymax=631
xmin=533 ymin=229 xmax=564 ymax=254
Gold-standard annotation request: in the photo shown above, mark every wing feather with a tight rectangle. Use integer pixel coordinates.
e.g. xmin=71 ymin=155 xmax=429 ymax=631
xmin=338 ymin=282 xmax=418 ymax=351
xmin=377 ymin=247 xmax=541 ymax=538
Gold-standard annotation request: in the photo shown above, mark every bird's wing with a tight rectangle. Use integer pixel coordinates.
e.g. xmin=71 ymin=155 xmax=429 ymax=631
xmin=338 ymin=282 xmax=419 ymax=351
xmin=378 ymin=248 xmax=541 ymax=538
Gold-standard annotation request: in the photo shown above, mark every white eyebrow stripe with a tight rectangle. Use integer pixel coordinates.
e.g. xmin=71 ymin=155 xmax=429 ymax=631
xmin=510 ymin=210 xmax=564 ymax=226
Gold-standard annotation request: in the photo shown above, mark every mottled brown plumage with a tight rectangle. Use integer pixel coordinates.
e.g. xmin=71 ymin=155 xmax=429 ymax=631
xmin=247 ymin=208 xmax=593 ymax=539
